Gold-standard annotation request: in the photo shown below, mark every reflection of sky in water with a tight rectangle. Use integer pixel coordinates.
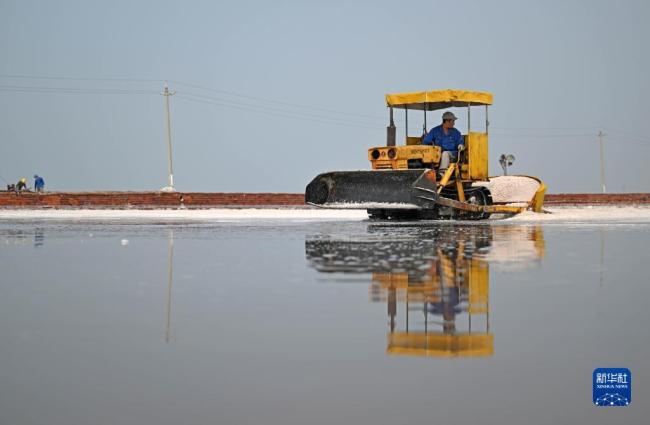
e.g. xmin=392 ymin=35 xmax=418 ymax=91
xmin=0 ymin=221 xmax=648 ymax=425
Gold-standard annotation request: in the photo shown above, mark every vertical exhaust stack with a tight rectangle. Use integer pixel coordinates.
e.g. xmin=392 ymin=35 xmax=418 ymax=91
xmin=386 ymin=107 xmax=396 ymax=146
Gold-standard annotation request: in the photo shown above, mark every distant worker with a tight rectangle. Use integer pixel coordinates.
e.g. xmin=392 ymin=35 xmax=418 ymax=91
xmin=34 ymin=175 xmax=45 ymax=192
xmin=422 ymin=111 xmax=464 ymax=175
xmin=16 ymin=177 xmax=28 ymax=191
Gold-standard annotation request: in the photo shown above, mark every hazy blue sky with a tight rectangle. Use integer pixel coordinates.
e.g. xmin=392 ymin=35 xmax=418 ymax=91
xmin=1 ymin=0 xmax=649 ymax=193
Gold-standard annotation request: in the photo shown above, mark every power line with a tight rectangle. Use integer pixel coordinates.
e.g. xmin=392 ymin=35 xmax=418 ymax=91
xmin=491 ymin=126 xmax=602 ymax=131
xmin=606 ymin=137 xmax=650 ymax=148
xmin=0 ymin=85 xmax=158 ymax=95
xmin=176 ymin=93 xmax=378 ymax=130
xmin=0 ymin=79 xmax=379 ymax=129
xmin=2 ymin=74 xmax=650 ymax=145
xmin=177 ymin=91 xmax=379 ymax=128
xmin=0 ymin=74 xmax=162 ymax=83
xmin=603 ymin=130 xmax=650 ymax=144
xmin=490 ymin=133 xmax=595 ymax=138
xmin=0 ymin=74 xmax=386 ymax=123
xmin=169 ymin=79 xmax=385 ymax=122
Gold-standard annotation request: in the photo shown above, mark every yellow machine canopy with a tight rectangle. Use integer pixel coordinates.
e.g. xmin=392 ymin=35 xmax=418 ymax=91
xmin=386 ymin=89 xmax=493 ymax=111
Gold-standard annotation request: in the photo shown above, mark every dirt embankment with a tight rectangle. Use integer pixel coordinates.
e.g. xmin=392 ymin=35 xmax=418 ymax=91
xmin=544 ymin=193 xmax=650 ymax=205
xmin=0 ymin=192 xmax=306 ymax=208
xmin=0 ymin=191 xmax=648 ymax=209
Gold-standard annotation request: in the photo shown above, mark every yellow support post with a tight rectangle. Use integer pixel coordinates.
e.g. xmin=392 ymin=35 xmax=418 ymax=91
xmin=455 ymin=164 xmax=465 ymax=202
xmin=437 ymin=164 xmax=456 ymax=194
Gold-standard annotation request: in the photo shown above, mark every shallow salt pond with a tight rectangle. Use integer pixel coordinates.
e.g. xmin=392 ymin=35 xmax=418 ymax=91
xmin=1 ymin=210 xmax=649 ymax=425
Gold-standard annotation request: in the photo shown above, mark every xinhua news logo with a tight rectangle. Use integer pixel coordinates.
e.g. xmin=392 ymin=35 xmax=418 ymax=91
xmin=593 ymin=368 xmax=631 ymax=407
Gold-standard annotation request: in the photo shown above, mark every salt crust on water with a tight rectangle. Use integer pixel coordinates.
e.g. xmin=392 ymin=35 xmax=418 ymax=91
xmin=1 ymin=206 xmax=650 ymax=223
xmin=0 ymin=208 xmax=369 ymax=221
xmin=507 ymin=206 xmax=650 ymax=223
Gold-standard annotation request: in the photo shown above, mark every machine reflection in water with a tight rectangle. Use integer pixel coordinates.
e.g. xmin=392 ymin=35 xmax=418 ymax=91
xmin=306 ymin=224 xmax=545 ymax=358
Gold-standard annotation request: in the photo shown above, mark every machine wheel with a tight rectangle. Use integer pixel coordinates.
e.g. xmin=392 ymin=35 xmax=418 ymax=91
xmin=439 ymin=186 xmax=493 ymax=220
xmin=462 ymin=187 xmax=493 ymax=220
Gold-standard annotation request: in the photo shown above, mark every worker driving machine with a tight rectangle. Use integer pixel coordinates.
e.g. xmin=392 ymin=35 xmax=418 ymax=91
xmin=305 ymin=89 xmax=546 ymax=220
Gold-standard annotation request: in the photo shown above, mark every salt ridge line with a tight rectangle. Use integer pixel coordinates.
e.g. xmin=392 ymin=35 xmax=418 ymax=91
xmin=507 ymin=206 xmax=650 ymax=222
xmin=1 ymin=206 xmax=650 ymax=222
xmin=0 ymin=208 xmax=369 ymax=221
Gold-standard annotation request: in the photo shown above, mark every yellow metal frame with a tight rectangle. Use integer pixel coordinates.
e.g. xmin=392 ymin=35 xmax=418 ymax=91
xmin=375 ymin=88 xmax=546 ymax=214
xmin=368 ymin=145 xmax=441 ymax=170
xmin=386 ymin=89 xmax=493 ymax=110
xmin=528 ymin=176 xmax=547 ymax=212
xmin=387 ymin=333 xmax=494 ymax=358
xmin=465 ymin=132 xmax=489 ymax=180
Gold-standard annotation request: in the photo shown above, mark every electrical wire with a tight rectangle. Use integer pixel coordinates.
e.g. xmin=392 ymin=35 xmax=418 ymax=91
xmin=2 ymin=74 xmax=650 ymax=146
xmin=0 ymin=74 xmax=386 ymax=123
xmin=169 ymin=79 xmax=385 ymax=122
xmin=176 ymin=91 xmax=379 ymax=128
xmin=490 ymin=133 xmax=595 ymax=138
xmin=0 ymin=74 xmax=162 ymax=83
xmin=176 ymin=93 xmax=378 ymax=130
xmin=0 ymin=85 xmax=158 ymax=95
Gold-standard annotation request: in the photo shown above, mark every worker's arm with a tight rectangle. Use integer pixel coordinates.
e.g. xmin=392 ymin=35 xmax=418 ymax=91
xmin=422 ymin=129 xmax=434 ymax=145
xmin=456 ymin=131 xmax=465 ymax=150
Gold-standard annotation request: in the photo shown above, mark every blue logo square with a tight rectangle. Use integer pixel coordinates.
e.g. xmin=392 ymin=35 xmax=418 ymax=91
xmin=593 ymin=368 xmax=631 ymax=407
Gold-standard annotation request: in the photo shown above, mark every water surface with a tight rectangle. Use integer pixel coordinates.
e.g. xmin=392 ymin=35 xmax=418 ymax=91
xmin=1 ymin=219 xmax=648 ymax=425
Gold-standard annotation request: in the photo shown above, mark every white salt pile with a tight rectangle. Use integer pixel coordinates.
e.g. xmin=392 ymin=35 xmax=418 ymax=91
xmin=477 ymin=176 xmax=541 ymax=203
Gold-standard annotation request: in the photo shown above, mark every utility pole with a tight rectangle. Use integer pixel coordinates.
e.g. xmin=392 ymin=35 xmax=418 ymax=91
xmin=598 ymin=130 xmax=606 ymax=194
xmin=161 ymin=81 xmax=176 ymax=192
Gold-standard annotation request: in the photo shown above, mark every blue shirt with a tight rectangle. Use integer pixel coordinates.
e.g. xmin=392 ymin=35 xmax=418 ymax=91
xmin=35 ymin=177 xmax=44 ymax=189
xmin=422 ymin=124 xmax=464 ymax=154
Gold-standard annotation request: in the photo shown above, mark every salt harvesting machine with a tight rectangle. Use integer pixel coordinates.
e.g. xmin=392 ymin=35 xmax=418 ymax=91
xmin=305 ymin=89 xmax=546 ymax=220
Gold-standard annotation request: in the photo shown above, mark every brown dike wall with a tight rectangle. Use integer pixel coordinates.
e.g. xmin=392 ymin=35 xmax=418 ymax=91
xmin=544 ymin=193 xmax=650 ymax=205
xmin=0 ymin=192 xmax=306 ymax=208
xmin=0 ymin=192 xmax=649 ymax=208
